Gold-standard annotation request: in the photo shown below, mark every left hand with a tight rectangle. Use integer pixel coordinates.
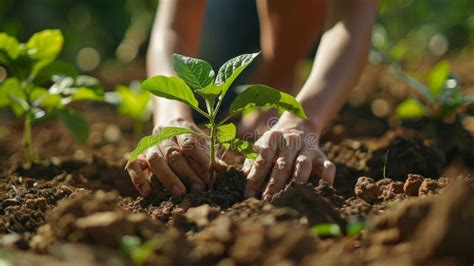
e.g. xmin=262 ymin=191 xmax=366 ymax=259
xmin=243 ymin=113 xmax=336 ymax=201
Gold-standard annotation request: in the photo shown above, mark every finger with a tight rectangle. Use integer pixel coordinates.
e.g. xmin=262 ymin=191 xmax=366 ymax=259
xmin=242 ymin=159 xmax=253 ymax=175
xmin=292 ymin=149 xmax=314 ymax=184
xmin=312 ymin=149 xmax=336 ymax=186
xmin=215 ymin=158 xmax=229 ymax=173
xmin=127 ymin=154 xmax=151 ymax=197
xmin=176 ymin=134 xmax=211 ymax=185
xmin=159 ymin=138 xmax=204 ymax=192
xmin=263 ymin=133 xmax=300 ymax=200
xmin=146 ymin=146 xmax=186 ymax=196
xmin=244 ymin=130 xmax=282 ymax=198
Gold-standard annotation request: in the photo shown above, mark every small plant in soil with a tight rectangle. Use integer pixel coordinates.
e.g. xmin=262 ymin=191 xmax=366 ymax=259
xmin=391 ymin=60 xmax=474 ymax=120
xmin=126 ymin=52 xmax=307 ymax=184
xmin=105 ymin=81 xmax=152 ymax=136
xmin=120 ymin=235 xmax=162 ymax=264
xmin=0 ymin=29 xmax=103 ymax=163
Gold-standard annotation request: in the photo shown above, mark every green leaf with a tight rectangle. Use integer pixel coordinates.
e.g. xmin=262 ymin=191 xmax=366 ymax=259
xmin=120 ymin=236 xmax=162 ymax=264
xmin=126 ymin=127 xmax=199 ymax=167
xmin=25 ymin=29 xmax=64 ymax=76
xmin=25 ymin=29 xmax=63 ymax=61
xmin=0 ymin=78 xmax=27 ymax=116
xmin=217 ymin=123 xmax=236 ymax=143
xmin=310 ymin=223 xmax=341 ymax=237
xmin=31 ymin=87 xmax=62 ymax=108
xmin=115 ymin=85 xmax=151 ymax=121
xmin=55 ymin=109 xmax=89 ymax=144
xmin=427 ymin=60 xmax=450 ymax=97
xmin=395 ymin=98 xmax=426 ymax=119
xmin=34 ymin=60 xmax=78 ymax=84
xmin=230 ymin=84 xmax=307 ymax=119
xmin=173 ymin=54 xmax=215 ymax=90
xmin=224 ymin=138 xmax=257 ymax=160
xmin=0 ymin=33 xmax=20 ymax=63
xmin=215 ymin=52 xmax=260 ymax=97
xmin=142 ymin=76 xmax=199 ymax=109
xmin=346 ymin=221 xmax=365 ymax=237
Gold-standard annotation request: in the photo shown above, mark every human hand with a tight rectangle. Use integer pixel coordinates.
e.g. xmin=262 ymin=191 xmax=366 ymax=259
xmin=243 ymin=113 xmax=336 ymax=201
xmin=126 ymin=117 xmax=211 ymax=197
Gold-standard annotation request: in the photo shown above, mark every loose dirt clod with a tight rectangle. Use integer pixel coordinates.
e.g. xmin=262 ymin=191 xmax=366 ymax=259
xmin=403 ymin=174 xmax=424 ymax=196
xmin=355 ymin=176 xmax=379 ymax=203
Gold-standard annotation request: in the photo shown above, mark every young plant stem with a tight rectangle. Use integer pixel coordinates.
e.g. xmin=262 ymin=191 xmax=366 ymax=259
xmin=209 ymin=121 xmax=217 ymax=188
xmin=23 ymin=114 xmax=35 ymax=164
xmin=207 ymin=99 xmax=217 ymax=188
xmin=133 ymin=119 xmax=144 ymax=137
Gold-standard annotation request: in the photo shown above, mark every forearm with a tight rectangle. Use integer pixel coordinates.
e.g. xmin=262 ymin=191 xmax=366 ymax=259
xmin=292 ymin=0 xmax=378 ymax=134
xmin=147 ymin=0 xmax=206 ymax=125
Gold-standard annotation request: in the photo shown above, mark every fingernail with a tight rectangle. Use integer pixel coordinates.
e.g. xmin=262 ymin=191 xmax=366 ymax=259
xmin=192 ymin=183 xmax=203 ymax=192
xmin=263 ymin=194 xmax=272 ymax=201
xmin=171 ymin=185 xmax=184 ymax=196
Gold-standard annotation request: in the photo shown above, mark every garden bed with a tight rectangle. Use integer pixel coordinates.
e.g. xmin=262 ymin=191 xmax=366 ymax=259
xmin=0 ymin=61 xmax=473 ymax=265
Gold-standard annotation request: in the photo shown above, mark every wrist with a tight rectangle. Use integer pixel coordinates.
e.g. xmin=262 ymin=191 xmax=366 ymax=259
xmin=153 ymin=98 xmax=194 ymax=126
xmin=279 ymin=112 xmax=323 ymax=135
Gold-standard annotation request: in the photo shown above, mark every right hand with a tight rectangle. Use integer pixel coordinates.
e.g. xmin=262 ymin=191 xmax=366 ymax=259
xmin=126 ymin=117 xmax=211 ymax=197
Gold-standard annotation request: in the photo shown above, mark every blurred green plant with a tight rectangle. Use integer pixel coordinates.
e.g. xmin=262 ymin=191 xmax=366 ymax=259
xmin=310 ymin=223 xmax=342 ymax=237
xmin=105 ymin=81 xmax=152 ymax=135
xmin=120 ymin=235 xmax=162 ymax=264
xmin=392 ymin=60 xmax=474 ymax=120
xmin=346 ymin=220 xmax=366 ymax=237
xmin=0 ymin=29 xmax=103 ymax=163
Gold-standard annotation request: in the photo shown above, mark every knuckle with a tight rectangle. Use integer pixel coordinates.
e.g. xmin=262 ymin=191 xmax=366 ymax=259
xmin=181 ymin=136 xmax=196 ymax=149
xmin=164 ymin=148 xmax=181 ymax=161
xmin=276 ymin=157 xmax=291 ymax=171
xmin=296 ymin=155 xmax=311 ymax=168
xmin=146 ymin=151 xmax=160 ymax=162
xmin=254 ymin=155 xmax=269 ymax=168
xmin=152 ymin=126 xmax=162 ymax=134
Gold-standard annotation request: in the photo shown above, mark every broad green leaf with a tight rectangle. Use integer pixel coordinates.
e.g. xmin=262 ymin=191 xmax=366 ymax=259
xmin=395 ymin=98 xmax=426 ymax=119
xmin=310 ymin=223 xmax=341 ymax=237
xmin=173 ymin=54 xmax=215 ymax=90
xmin=142 ymin=76 xmax=199 ymax=109
xmin=120 ymin=235 xmax=162 ymax=264
xmin=25 ymin=29 xmax=64 ymax=76
xmin=197 ymin=82 xmax=221 ymax=101
xmin=427 ymin=60 xmax=450 ymax=97
xmin=126 ymin=127 xmax=198 ymax=167
xmin=215 ymin=52 xmax=260 ymax=97
xmin=34 ymin=60 xmax=78 ymax=84
xmin=71 ymin=87 xmax=104 ymax=102
xmin=230 ymin=84 xmax=307 ymax=119
xmin=25 ymin=29 xmax=63 ymax=61
xmin=0 ymin=78 xmax=27 ymax=116
xmin=217 ymin=123 xmax=236 ymax=143
xmin=223 ymin=138 xmax=257 ymax=160
xmin=55 ymin=109 xmax=89 ymax=144
xmin=116 ymin=85 xmax=151 ymax=121
xmin=30 ymin=87 xmax=62 ymax=108
xmin=0 ymin=33 xmax=20 ymax=63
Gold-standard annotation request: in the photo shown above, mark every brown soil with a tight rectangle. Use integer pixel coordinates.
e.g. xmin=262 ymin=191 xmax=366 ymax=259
xmin=1 ymin=65 xmax=474 ymax=265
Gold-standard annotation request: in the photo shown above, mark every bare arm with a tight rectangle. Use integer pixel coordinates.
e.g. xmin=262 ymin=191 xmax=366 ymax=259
xmin=289 ymin=0 xmax=379 ymax=134
xmin=244 ymin=0 xmax=379 ymax=200
xmin=147 ymin=0 xmax=206 ymax=124
xmin=127 ymin=0 xmax=209 ymax=197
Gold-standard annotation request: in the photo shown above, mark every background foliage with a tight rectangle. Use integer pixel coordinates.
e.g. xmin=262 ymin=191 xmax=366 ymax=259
xmin=0 ymin=0 xmax=473 ymax=83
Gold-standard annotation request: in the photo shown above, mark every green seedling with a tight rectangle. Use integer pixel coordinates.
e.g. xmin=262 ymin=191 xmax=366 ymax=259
xmin=392 ymin=60 xmax=474 ymax=120
xmin=126 ymin=52 xmax=307 ymax=184
xmin=120 ymin=235 xmax=162 ymax=264
xmin=105 ymin=81 xmax=152 ymax=136
xmin=0 ymin=30 xmax=103 ymax=163
xmin=346 ymin=220 xmax=366 ymax=237
xmin=310 ymin=223 xmax=342 ymax=237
